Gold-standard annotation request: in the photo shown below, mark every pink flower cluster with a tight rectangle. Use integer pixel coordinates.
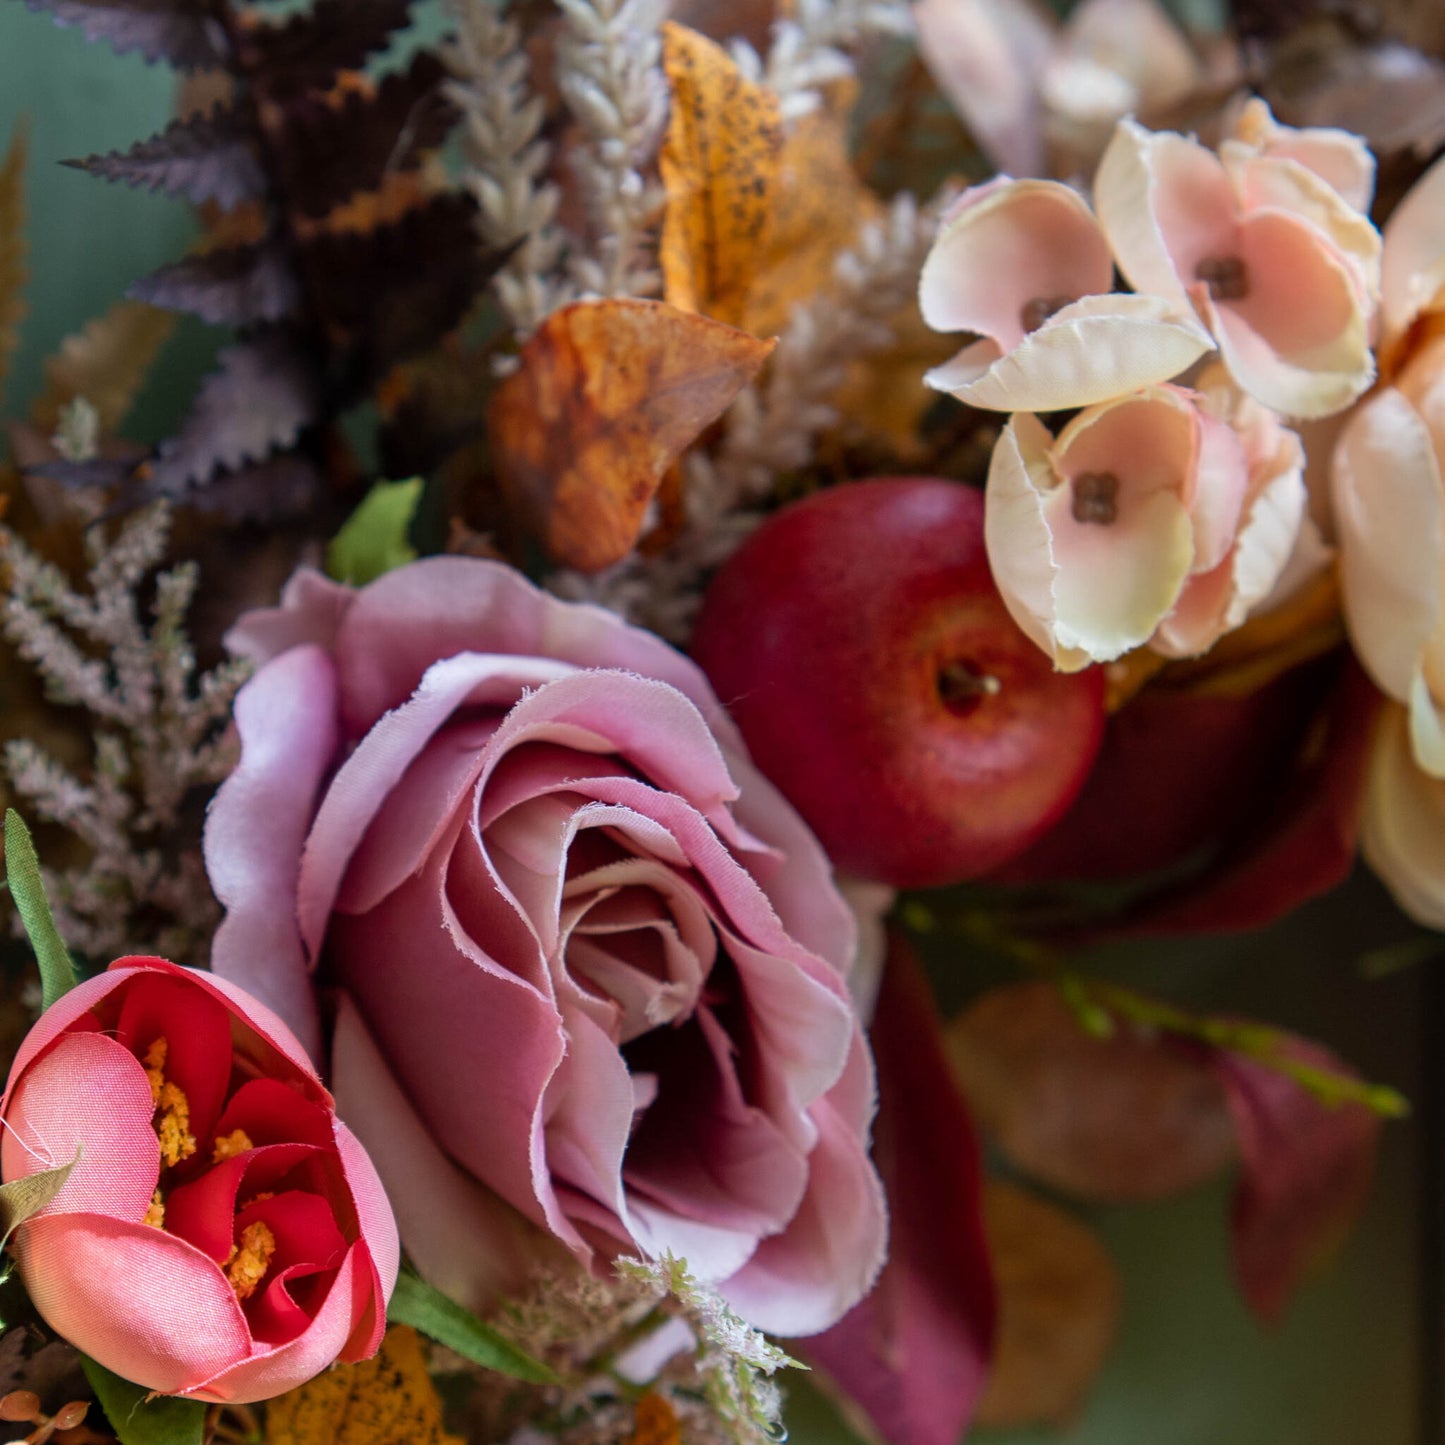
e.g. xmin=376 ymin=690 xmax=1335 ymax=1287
xmin=920 ymin=101 xmax=1378 ymax=669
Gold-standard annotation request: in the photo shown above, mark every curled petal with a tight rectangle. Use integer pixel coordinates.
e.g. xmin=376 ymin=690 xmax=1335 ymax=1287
xmin=1361 ymin=702 xmax=1445 ymax=929
xmin=1332 ymin=387 xmax=1444 ymax=706
xmin=1228 ymin=97 xmax=1377 ymax=214
xmin=919 ymin=179 xmax=1114 ymax=354
xmin=925 ymin=293 xmax=1212 ymax=412
xmin=1381 ymin=152 xmax=1445 ymax=346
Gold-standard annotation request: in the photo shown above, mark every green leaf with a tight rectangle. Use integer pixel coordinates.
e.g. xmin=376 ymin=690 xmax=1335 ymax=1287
xmin=387 ymin=1271 xmax=557 ymax=1384
xmin=4 ymin=810 xmax=78 ymax=1011
xmin=80 ymin=1358 xmax=206 ymax=1445
xmin=0 ymin=1147 xmax=80 ymax=1251
xmin=325 ymin=477 xmax=423 ymax=586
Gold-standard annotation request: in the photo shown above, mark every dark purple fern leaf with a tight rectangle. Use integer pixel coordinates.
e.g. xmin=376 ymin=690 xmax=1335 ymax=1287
xmin=23 ymin=456 xmax=140 ymax=493
xmin=23 ymin=0 xmax=231 ymax=68
xmin=128 ymin=240 xmax=300 ymax=325
xmin=64 ymin=105 xmax=266 ymax=210
xmin=142 ymin=452 xmax=321 ymax=521
xmin=301 ymin=192 xmax=505 ymax=391
xmin=146 ymin=333 xmax=320 ymax=497
xmin=270 ymin=51 xmax=457 ymax=218
xmin=240 ymin=0 xmax=415 ymax=96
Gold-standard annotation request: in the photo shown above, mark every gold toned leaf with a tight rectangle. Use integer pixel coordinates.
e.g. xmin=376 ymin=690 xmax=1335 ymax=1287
xmin=489 ymin=298 xmax=774 ymax=572
xmin=0 ymin=123 xmax=28 ymax=411
xmin=659 ymin=22 xmax=783 ymax=328
xmin=264 ymin=1326 xmax=463 ymax=1445
xmin=31 ymin=302 xmax=176 ymax=437
xmin=742 ymin=93 xmax=880 ymax=339
xmin=974 ymin=1181 xmax=1122 ymax=1431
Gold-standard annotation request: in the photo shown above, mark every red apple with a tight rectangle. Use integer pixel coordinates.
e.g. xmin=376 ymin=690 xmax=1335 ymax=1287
xmin=690 ymin=477 xmax=1107 ymax=887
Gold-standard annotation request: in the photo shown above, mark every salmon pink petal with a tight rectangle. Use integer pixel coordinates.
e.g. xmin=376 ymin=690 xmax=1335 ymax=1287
xmin=1361 ymin=702 xmax=1445 ymax=929
xmin=1381 ymin=152 xmax=1445 ymax=344
xmin=1096 ymin=120 xmax=1233 ymax=305
xmin=1182 ymin=410 xmax=1251 ymax=572
xmin=205 ymin=644 xmax=340 ymax=1060
xmin=925 ymin=294 xmax=1213 ymax=412
xmin=919 ymin=179 xmax=1114 ymax=354
xmin=17 ymin=1212 xmax=250 ymax=1397
xmin=331 ymin=995 xmax=551 ymax=1312
xmin=1332 ymin=387 xmax=1444 ymax=705
xmin=1 ymin=1033 xmax=157 ymax=1220
xmin=1229 ymin=97 xmax=1376 ymax=213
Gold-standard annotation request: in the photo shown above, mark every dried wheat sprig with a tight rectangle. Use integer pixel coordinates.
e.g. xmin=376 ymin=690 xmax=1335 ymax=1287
xmin=556 ymin=0 xmax=670 ymax=299
xmin=552 ymin=192 xmax=938 ymax=639
xmin=443 ymin=0 xmax=574 ymax=335
xmin=734 ymin=0 xmax=913 ymax=121
xmin=1 ymin=503 xmax=250 ymax=964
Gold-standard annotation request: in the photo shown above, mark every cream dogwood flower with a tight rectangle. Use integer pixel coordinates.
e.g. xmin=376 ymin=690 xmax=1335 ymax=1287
xmin=985 ymin=379 xmax=1307 ymax=669
xmin=919 ymin=177 xmax=1212 ymax=413
xmin=1095 ymin=105 xmax=1382 ymax=419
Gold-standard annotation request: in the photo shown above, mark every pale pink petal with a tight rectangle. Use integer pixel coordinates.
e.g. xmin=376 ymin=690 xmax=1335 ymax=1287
xmin=1182 ymin=409 xmax=1251 ymax=572
xmin=17 ymin=1213 xmax=250 ymax=1397
xmin=719 ymin=1057 xmax=887 ymax=1336
xmin=1 ymin=1033 xmax=157 ymax=1220
xmin=925 ymin=293 xmax=1213 ymax=412
xmin=1229 ymin=97 xmax=1376 ymax=213
xmin=1332 ymin=387 xmax=1444 ymax=703
xmin=1096 ymin=120 xmax=1233 ymax=306
xmin=918 ymin=179 xmax=1114 ymax=353
xmin=205 ymin=645 xmax=340 ymax=1060
xmin=223 ymin=567 xmax=354 ymax=669
xmin=331 ymin=994 xmax=557 ymax=1313
xmin=913 ymin=0 xmax=1056 ymax=176
xmin=1381 ymin=151 xmax=1445 ymax=343
xmin=1361 ymin=702 xmax=1445 ymax=929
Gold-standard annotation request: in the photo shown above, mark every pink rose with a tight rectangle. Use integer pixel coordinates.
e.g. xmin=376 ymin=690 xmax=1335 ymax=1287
xmin=204 ymin=558 xmax=886 ymax=1336
xmin=0 ymin=957 xmax=398 ymax=1403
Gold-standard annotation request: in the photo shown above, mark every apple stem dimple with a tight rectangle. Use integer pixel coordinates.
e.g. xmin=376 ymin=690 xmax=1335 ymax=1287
xmin=937 ymin=660 xmax=1002 ymax=716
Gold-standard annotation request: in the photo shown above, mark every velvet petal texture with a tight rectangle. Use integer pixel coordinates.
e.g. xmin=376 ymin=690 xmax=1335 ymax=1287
xmin=207 ymin=556 xmax=889 ymax=1337
xmin=0 ymin=959 xmax=398 ymax=1403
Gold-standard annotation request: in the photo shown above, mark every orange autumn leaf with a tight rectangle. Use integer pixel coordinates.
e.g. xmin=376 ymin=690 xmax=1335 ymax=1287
xmin=490 ymin=298 xmax=774 ymax=572
xmin=627 ymin=1392 xmax=682 ymax=1445
xmin=264 ymin=1326 xmax=464 ymax=1445
xmin=659 ymin=22 xmax=783 ymax=328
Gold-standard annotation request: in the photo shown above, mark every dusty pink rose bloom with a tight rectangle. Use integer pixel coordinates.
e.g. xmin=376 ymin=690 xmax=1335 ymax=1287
xmin=0 ymin=958 xmax=397 ymax=1403
xmin=919 ymin=176 xmax=1212 ymax=413
xmin=985 ymin=378 xmax=1307 ymax=668
xmin=204 ymin=558 xmax=887 ymax=1336
xmin=1095 ymin=105 xmax=1381 ymax=419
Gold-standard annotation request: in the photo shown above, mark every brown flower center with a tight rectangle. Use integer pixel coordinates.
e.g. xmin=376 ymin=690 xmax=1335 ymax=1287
xmin=1071 ymin=471 xmax=1120 ymax=526
xmin=1020 ymin=294 xmax=1074 ymax=332
xmin=1194 ymin=254 xmax=1249 ymax=301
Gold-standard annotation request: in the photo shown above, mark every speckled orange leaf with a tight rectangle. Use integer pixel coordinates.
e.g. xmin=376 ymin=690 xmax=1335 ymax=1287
xmin=742 ymin=93 xmax=881 ymax=339
xmin=659 ymin=22 xmax=783 ymax=328
xmin=264 ymin=1326 xmax=464 ymax=1445
xmin=490 ymin=297 xmax=774 ymax=572
xmin=627 ymin=1393 xmax=681 ymax=1445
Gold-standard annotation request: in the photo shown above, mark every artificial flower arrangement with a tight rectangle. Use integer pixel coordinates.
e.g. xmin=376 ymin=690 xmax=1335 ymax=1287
xmin=0 ymin=0 xmax=1438 ymax=1441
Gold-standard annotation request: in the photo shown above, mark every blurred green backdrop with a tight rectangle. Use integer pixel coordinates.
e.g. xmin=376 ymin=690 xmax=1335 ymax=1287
xmin=0 ymin=3 xmax=1431 ymax=1443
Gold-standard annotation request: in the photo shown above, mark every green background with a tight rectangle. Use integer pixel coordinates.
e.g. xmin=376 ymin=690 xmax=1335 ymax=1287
xmin=0 ymin=3 xmax=1431 ymax=1442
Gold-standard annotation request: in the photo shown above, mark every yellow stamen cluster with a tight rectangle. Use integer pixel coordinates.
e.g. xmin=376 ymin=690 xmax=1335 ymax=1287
xmin=212 ymin=1129 xmax=254 ymax=1163
xmin=143 ymin=1191 xmax=166 ymax=1229
xmin=225 ymin=1221 xmax=277 ymax=1302
xmin=143 ymin=1036 xmax=197 ymax=1168
xmin=142 ymin=1037 xmax=168 ymax=1106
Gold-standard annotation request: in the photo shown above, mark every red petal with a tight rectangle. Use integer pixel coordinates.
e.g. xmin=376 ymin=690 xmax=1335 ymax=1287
xmin=164 ymin=1144 xmax=324 ymax=1262
xmin=802 ymin=935 xmax=995 ymax=1445
xmin=214 ymin=1078 xmax=334 ymax=1150
xmin=235 ymin=1191 xmax=348 ymax=1345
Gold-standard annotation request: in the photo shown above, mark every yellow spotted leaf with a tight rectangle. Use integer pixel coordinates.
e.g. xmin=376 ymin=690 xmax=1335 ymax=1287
xmin=32 ymin=300 xmax=175 ymax=437
xmin=659 ymin=22 xmax=783 ymax=328
xmin=490 ymin=297 xmax=774 ymax=572
xmin=265 ymin=1326 xmax=464 ymax=1445
xmin=0 ymin=123 xmax=28 ymax=412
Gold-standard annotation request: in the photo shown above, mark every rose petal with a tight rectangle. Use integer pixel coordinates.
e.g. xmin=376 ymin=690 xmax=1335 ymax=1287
xmin=1381 ymin=151 xmax=1445 ymax=343
xmin=223 ymin=567 xmax=354 ymax=669
xmin=164 ymin=1144 xmax=322 ymax=1262
xmin=1229 ymin=97 xmax=1376 ymax=213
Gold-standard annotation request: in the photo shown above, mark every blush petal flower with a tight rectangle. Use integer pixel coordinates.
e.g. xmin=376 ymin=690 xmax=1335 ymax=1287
xmin=0 ymin=959 xmax=397 ymax=1403
xmin=205 ymin=558 xmax=887 ymax=1337
xmin=919 ymin=178 xmax=1212 ymax=412
xmin=1332 ymin=339 xmax=1445 ymax=779
xmin=1096 ymin=112 xmax=1381 ymax=419
xmin=985 ymin=382 xmax=1303 ymax=668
